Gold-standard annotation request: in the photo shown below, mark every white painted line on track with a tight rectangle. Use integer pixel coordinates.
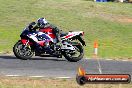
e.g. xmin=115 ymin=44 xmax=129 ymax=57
xmin=4 ymin=75 xmax=72 ymax=79
xmin=6 ymin=75 xmax=21 ymax=77
xmin=97 ymin=59 xmax=102 ymax=74
xmin=106 ymin=59 xmax=113 ymax=61
xmin=86 ymin=58 xmax=132 ymax=62
xmin=55 ymin=77 xmax=72 ymax=79
xmin=29 ymin=76 xmax=45 ymax=78
xmin=122 ymin=60 xmax=129 ymax=62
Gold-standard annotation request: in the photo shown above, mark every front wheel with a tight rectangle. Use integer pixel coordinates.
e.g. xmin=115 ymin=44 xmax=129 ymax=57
xmin=13 ymin=40 xmax=34 ymax=60
xmin=63 ymin=43 xmax=84 ymax=62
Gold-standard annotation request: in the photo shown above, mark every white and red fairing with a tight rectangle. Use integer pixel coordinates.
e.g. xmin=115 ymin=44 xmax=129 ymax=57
xmin=21 ymin=27 xmax=56 ymax=46
xmin=39 ymin=27 xmax=57 ymax=43
xmin=62 ymin=31 xmax=84 ymax=39
xmin=21 ymin=26 xmax=85 ymax=47
xmin=40 ymin=27 xmax=56 ymax=39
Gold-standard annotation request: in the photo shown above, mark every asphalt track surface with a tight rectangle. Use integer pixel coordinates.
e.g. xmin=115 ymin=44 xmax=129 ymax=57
xmin=0 ymin=55 xmax=132 ymax=78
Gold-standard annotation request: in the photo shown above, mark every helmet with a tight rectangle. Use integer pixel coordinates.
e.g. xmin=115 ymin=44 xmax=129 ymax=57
xmin=37 ymin=18 xmax=48 ymax=28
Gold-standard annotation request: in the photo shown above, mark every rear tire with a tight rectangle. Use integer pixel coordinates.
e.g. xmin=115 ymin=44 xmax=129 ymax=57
xmin=63 ymin=43 xmax=84 ymax=62
xmin=13 ymin=40 xmax=34 ymax=60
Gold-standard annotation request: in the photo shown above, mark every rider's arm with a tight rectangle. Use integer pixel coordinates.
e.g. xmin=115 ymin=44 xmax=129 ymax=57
xmin=49 ymin=24 xmax=60 ymax=33
xmin=28 ymin=22 xmax=37 ymax=31
xmin=48 ymin=24 xmax=61 ymax=42
xmin=33 ymin=25 xmax=39 ymax=30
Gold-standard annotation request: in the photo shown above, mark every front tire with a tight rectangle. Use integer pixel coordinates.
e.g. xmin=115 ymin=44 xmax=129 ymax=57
xmin=63 ymin=43 xmax=84 ymax=62
xmin=13 ymin=40 xmax=34 ymax=60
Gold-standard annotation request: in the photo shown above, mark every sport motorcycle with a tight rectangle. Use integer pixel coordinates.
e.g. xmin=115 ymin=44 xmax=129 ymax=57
xmin=13 ymin=24 xmax=86 ymax=62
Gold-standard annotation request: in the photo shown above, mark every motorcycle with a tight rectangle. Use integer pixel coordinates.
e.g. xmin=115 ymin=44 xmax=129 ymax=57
xmin=13 ymin=24 xmax=86 ymax=62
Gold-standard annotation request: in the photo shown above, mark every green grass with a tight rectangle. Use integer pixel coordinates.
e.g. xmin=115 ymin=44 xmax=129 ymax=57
xmin=0 ymin=0 xmax=132 ymax=59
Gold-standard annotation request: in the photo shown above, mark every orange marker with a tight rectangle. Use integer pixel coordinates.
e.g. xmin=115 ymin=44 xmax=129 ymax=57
xmin=94 ymin=40 xmax=98 ymax=56
xmin=94 ymin=40 xmax=98 ymax=48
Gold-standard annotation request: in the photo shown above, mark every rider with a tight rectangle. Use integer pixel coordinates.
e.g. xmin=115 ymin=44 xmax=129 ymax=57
xmin=26 ymin=18 xmax=61 ymax=54
xmin=29 ymin=18 xmax=61 ymax=43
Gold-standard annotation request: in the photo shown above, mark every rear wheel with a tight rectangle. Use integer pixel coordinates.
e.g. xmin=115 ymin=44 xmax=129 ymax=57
xmin=13 ymin=40 xmax=34 ymax=60
xmin=63 ymin=43 xmax=84 ymax=62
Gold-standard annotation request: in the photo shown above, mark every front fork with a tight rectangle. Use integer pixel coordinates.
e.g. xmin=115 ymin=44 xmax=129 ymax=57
xmin=21 ymin=39 xmax=31 ymax=49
